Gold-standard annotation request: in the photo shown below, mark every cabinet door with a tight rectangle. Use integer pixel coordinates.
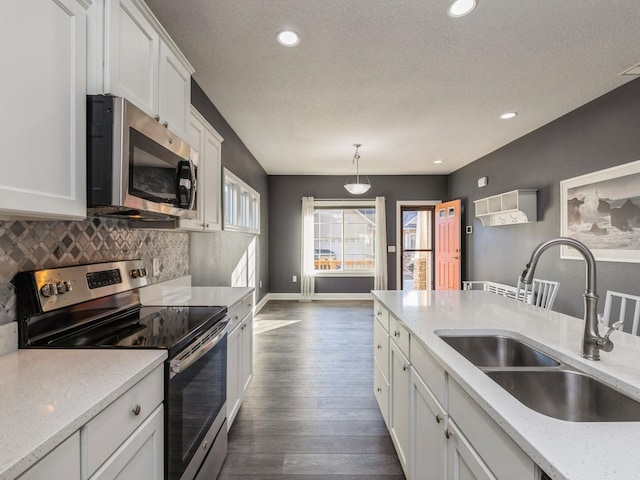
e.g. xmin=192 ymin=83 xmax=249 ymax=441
xmin=240 ymin=313 xmax=254 ymax=395
xmin=107 ymin=0 xmax=159 ymax=116
xmin=1 ymin=0 xmax=87 ymax=220
xmin=158 ymin=41 xmax=191 ymax=139
xmin=182 ymin=111 xmax=207 ymax=230
xmin=227 ymin=322 xmax=242 ymax=429
xmin=447 ymin=421 xmax=497 ymax=480
xmin=201 ymin=127 xmax=223 ymax=231
xmin=181 ymin=108 xmax=223 ymax=232
xmin=411 ymin=368 xmax=446 ymax=480
xmin=90 ymin=405 xmax=164 ymax=480
xmin=389 ymin=339 xmax=410 ymax=474
xmin=18 ymin=432 xmax=80 ymax=480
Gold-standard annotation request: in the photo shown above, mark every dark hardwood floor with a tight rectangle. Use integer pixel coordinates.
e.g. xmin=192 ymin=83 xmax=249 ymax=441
xmin=218 ymin=300 xmax=405 ymax=480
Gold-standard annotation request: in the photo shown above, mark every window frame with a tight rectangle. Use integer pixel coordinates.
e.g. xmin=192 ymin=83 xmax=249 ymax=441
xmin=312 ymin=200 xmax=376 ymax=277
xmin=223 ymin=168 xmax=260 ymax=234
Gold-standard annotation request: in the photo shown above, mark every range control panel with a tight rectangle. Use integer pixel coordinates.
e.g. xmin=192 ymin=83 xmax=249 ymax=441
xmin=31 ymin=260 xmax=148 ymax=312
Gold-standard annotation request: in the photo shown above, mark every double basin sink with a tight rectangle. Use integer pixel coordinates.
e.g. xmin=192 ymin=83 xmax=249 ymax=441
xmin=438 ymin=334 xmax=640 ymax=422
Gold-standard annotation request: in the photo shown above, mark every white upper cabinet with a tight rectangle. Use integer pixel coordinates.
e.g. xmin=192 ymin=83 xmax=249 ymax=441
xmin=0 ymin=0 xmax=89 ymax=221
xmin=106 ymin=0 xmax=159 ymax=115
xmin=181 ymin=107 xmax=223 ymax=231
xmin=88 ymin=0 xmax=194 ymax=140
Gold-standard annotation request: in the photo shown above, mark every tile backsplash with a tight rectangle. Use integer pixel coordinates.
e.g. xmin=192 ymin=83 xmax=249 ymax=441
xmin=0 ymin=217 xmax=189 ymax=325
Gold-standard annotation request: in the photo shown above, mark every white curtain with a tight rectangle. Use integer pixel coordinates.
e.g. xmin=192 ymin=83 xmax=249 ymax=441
xmin=374 ymin=196 xmax=388 ymax=290
xmin=300 ymin=196 xmax=315 ymax=300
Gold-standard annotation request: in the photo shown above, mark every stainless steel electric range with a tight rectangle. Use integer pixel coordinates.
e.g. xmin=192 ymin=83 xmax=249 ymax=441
xmin=12 ymin=259 xmax=229 ymax=480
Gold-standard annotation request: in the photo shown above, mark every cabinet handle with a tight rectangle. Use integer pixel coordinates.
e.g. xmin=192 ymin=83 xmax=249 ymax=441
xmin=394 ymin=330 xmax=400 ymax=337
xmin=162 ymin=121 xmax=169 ymax=128
xmin=377 ymin=310 xmax=382 ymax=316
xmin=241 ymin=323 xmax=246 ymax=330
xmin=154 ymin=115 xmax=160 ymax=122
xmin=132 ymin=404 xmax=141 ymax=416
xmin=376 ymin=387 xmax=382 ymax=393
xmin=435 ymin=413 xmax=442 ymax=424
xmin=402 ymin=364 xmax=408 ymax=371
xmin=377 ymin=344 xmax=382 ymax=350
xmin=444 ymin=428 xmax=453 ymax=439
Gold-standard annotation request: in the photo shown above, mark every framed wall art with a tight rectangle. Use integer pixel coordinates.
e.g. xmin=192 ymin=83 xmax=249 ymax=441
xmin=560 ymin=159 xmax=640 ymax=263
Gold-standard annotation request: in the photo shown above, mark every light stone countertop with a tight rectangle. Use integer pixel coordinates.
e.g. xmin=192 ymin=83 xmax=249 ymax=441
xmin=372 ymin=289 xmax=640 ymax=480
xmin=140 ymin=285 xmax=254 ymax=309
xmin=0 ymin=348 xmax=166 ymax=480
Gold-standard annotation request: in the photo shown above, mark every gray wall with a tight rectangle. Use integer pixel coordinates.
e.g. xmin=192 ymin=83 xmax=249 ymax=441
xmin=449 ymin=78 xmax=640 ymax=318
xmin=190 ymin=80 xmax=269 ymax=301
xmin=269 ymin=175 xmax=448 ymax=293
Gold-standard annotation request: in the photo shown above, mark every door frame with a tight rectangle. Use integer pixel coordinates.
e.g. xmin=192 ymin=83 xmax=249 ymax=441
xmin=395 ymin=200 xmax=442 ymax=290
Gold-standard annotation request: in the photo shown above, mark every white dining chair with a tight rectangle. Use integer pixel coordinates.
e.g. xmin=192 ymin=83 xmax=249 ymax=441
xmin=600 ymin=291 xmax=640 ymax=336
xmin=516 ymin=278 xmax=560 ymax=310
xmin=462 ymin=281 xmax=487 ymax=291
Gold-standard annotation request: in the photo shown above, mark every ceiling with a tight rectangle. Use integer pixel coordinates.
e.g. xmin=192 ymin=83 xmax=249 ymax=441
xmin=145 ymin=0 xmax=640 ymax=176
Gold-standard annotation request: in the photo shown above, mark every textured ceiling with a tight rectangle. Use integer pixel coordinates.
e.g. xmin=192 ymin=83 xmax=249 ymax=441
xmin=146 ymin=0 xmax=640 ymax=175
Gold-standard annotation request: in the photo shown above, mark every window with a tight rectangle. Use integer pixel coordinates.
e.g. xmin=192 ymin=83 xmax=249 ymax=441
xmin=223 ymin=168 xmax=260 ymax=233
xmin=312 ymin=201 xmax=376 ymax=274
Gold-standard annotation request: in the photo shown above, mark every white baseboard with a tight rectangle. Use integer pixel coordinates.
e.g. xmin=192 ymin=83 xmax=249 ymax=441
xmin=254 ymin=294 xmax=270 ymax=314
xmin=261 ymin=292 xmax=373 ymax=303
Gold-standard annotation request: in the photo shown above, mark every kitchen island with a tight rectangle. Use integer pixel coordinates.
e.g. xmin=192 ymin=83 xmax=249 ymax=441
xmin=372 ymin=289 xmax=640 ymax=480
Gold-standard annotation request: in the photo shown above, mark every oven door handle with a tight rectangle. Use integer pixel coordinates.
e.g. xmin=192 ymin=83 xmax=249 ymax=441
xmin=170 ymin=318 xmax=229 ymax=377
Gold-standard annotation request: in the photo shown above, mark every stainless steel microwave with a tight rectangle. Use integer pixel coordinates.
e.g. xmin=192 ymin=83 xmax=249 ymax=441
xmin=87 ymin=95 xmax=198 ymax=222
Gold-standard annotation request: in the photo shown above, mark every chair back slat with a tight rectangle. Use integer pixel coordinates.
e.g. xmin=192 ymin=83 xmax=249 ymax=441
xmin=601 ymin=291 xmax=640 ymax=336
xmin=516 ymin=278 xmax=559 ymax=310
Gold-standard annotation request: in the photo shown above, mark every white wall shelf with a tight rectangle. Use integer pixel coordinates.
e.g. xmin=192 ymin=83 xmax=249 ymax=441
xmin=474 ymin=189 xmax=537 ymax=226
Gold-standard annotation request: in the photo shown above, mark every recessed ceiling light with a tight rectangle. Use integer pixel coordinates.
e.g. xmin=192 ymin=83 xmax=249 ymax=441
xmin=500 ymin=112 xmax=518 ymax=120
xmin=448 ymin=0 xmax=477 ymax=18
xmin=277 ymin=30 xmax=299 ymax=47
xmin=433 ymin=159 xmax=443 ymax=164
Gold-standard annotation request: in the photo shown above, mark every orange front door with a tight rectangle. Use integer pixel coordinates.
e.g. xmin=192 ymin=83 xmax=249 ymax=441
xmin=435 ymin=199 xmax=461 ymax=290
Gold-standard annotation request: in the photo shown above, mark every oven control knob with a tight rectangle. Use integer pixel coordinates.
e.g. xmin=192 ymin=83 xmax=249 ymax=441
xmin=139 ymin=268 xmax=147 ymax=277
xmin=130 ymin=269 xmax=139 ymax=278
xmin=40 ymin=283 xmax=56 ymax=297
xmin=64 ymin=281 xmax=73 ymax=292
xmin=56 ymin=282 xmax=69 ymax=294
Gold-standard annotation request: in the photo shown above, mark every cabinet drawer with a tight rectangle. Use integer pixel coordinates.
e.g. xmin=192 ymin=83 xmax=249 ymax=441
xmin=373 ymin=317 xmax=389 ymax=381
xmin=389 ymin=315 xmax=409 ymax=357
xmin=84 ymin=365 xmax=164 ymax=477
xmin=410 ymin=338 xmax=446 ymax=408
xmin=374 ymin=362 xmax=389 ymax=427
xmin=373 ymin=301 xmax=389 ymax=332
xmin=227 ymin=294 xmax=253 ymax=331
xmin=449 ymin=380 xmax=536 ymax=480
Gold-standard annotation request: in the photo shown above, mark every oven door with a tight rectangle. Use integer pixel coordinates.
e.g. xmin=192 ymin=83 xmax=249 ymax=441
xmin=166 ymin=320 xmax=228 ymax=480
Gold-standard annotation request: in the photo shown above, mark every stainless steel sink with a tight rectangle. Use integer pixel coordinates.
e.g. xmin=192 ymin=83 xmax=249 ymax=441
xmin=486 ymin=369 xmax=640 ymax=422
xmin=439 ymin=334 xmax=560 ymax=368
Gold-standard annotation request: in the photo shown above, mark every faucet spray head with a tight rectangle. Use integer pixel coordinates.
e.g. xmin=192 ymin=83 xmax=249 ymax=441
xmin=520 ymin=264 xmax=534 ymax=284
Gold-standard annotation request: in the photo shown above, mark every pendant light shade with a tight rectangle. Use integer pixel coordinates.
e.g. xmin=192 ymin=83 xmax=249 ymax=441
xmin=344 ymin=144 xmax=371 ymax=195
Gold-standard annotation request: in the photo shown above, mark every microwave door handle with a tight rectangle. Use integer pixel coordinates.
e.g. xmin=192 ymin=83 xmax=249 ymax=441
xmin=188 ymin=159 xmax=197 ymax=210
xmin=169 ymin=319 xmax=229 ymax=378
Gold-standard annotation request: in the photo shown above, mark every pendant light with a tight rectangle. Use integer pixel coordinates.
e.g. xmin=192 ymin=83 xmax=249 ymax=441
xmin=344 ymin=144 xmax=371 ymax=195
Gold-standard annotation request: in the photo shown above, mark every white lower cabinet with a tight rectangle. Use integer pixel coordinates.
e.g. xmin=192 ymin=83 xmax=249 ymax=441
xmin=389 ymin=339 xmax=411 ymax=473
xmin=18 ymin=432 xmax=80 ymax=480
xmin=89 ymin=405 xmax=163 ymax=480
xmin=410 ymin=368 xmax=446 ymax=480
xmin=17 ymin=365 xmax=164 ymax=480
xmin=227 ymin=293 xmax=254 ymax=429
xmin=447 ymin=420 xmax=497 ymax=480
